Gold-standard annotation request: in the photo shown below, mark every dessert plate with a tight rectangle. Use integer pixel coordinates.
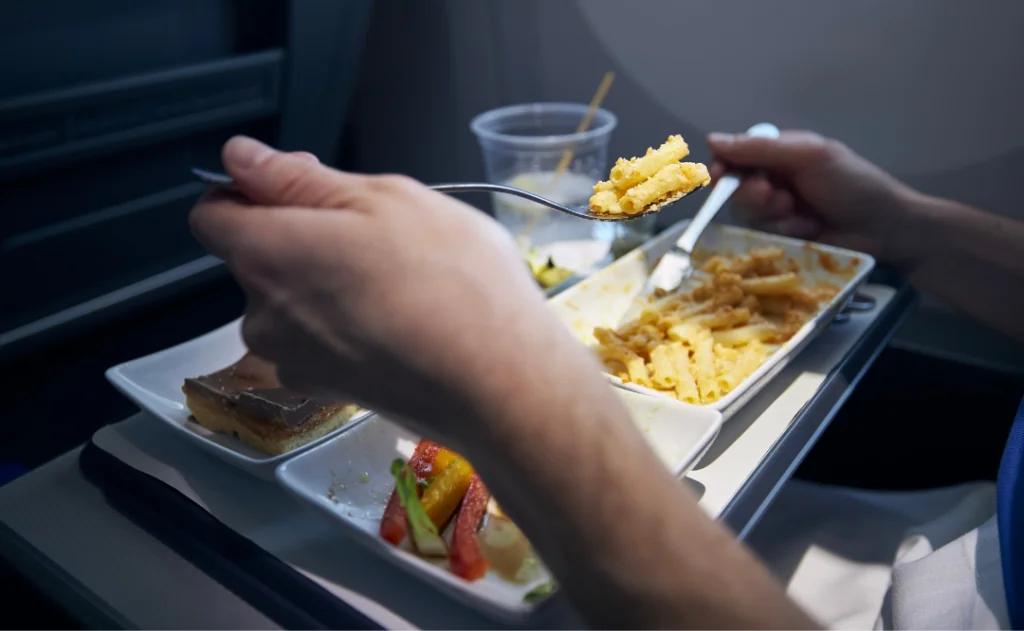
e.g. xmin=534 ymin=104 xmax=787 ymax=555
xmin=105 ymin=319 xmax=372 ymax=479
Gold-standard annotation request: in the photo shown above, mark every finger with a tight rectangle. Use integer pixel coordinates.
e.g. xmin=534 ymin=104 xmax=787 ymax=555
xmin=731 ymin=176 xmax=776 ymax=209
xmin=769 ymin=189 xmax=796 ymax=216
xmin=239 ymin=309 xmax=287 ymax=362
xmin=707 ymin=130 xmax=831 ymax=175
xmin=766 ymin=215 xmax=822 ymax=240
xmin=190 ymin=195 xmax=361 ymax=280
xmin=187 ymin=191 xmax=295 ymax=267
xmin=732 ymin=201 xmax=794 ymax=225
xmin=221 ymin=136 xmax=365 ymax=209
xmin=274 ymin=361 xmax=364 ymax=401
xmin=709 ymin=161 xmax=727 ymax=182
xmin=290 ymin=151 xmax=319 ymax=164
xmin=241 ymin=302 xmax=361 ymax=378
xmin=188 ymin=194 xmax=255 ymax=261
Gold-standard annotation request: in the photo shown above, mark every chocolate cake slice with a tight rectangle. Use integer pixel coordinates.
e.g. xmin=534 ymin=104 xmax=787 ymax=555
xmin=182 ymin=354 xmax=361 ymax=455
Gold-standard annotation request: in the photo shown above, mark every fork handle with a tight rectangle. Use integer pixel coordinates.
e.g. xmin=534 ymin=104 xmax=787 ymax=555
xmin=430 ymin=182 xmax=558 ymax=206
xmin=674 ymin=122 xmax=780 ymax=255
xmin=674 ymin=174 xmax=740 ymax=254
xmin=430 ymin=183 xmax=512 ymax=194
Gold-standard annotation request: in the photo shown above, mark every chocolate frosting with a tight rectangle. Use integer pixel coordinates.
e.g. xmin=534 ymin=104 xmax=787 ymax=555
xmin=184 ymin=354 xmax=338 ymax=427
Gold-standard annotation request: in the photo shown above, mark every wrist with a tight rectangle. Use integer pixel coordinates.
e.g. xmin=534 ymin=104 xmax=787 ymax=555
xmin=434 ymin=306 xmax=606 ymax=446
xmin=873 ymin=183 xmax=934 ymax=274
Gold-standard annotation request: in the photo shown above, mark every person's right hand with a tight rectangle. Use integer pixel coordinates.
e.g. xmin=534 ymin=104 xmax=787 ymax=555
xmin=188 ymin=137 xmax=622 ymax=454
xmin=707 ymin=130 xmax=921 ymax=268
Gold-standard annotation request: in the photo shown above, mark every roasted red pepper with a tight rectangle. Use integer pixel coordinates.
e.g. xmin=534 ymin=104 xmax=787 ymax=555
xmin=450 ymin=473 xmax=491 ymax=581
xmin=379 ymin=440 xmax=440 ymax=545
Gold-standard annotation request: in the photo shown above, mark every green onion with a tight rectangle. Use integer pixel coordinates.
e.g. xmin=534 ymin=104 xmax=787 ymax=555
xmin=389 ymin=459 xmax=448 ymax=557
xmin=524 ymin=579 xmax=558 ymax=604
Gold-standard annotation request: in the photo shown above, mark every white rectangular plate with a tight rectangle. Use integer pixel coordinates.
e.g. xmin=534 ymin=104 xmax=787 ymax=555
xmin=275 ymin=387 xmax=722 ymax=620
xmin=105 ymin=319 xmax=373 ymax=479
xmin=546 ymin=222 xmax=875 ymax=419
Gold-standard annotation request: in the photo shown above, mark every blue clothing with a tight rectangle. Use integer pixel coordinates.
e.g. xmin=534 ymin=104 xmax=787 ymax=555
xmin=997 ymin=396 xmax=1024 ymax=628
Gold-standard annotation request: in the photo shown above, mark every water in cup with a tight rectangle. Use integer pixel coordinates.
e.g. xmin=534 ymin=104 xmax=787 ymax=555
xmin=494 ymin=170 xmax=597 ymax=246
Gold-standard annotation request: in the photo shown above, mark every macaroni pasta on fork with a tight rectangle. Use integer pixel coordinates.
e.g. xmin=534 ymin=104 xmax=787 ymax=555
xmin=593 ymin=247 xmax=839 ymax=404
xmin=589 ymin=135 xmax=711 ymax=216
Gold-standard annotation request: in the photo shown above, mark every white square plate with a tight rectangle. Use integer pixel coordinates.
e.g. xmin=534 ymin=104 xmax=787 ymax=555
xmin=547 ymin=223 xmax=875 ymax=419
xmin=275 ymin=387 xmax=722 ymax=620
xmin=105 ymin=319 xmax=372 ymax=479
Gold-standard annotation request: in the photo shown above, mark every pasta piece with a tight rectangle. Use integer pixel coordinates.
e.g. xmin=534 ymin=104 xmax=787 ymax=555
xmin=758 ymin=295 xmax=794 ymax=315
xmin=711 ymin=284 xmax=745 ymax=308
xmin=595 ymin=342 xmax=651 ymax=387
xmin=589 ymin=189 xmax=623 ymax=215
xmin=691 ymin=331 xmax=719 ymax=403
xmin=691 ymin=307 xmax=751 ymax=330
xmin=662 ymin=300 xmax=711 ymax=322
xmin=665 ymin=342 xmax=700 ymax=404
xmin=712 ymin=271 xmax=744 ymax=287
xmin=593 ymin=179 xmax=615 ymax=193
xmin=727 ymin=256 xmax=755 ymax=277
xmin=790 ymin=287 xmax=833 ymax=310
xmin=739 ymin=273 xmax=801 ymax=295
xmin=701 ymin=255 xmax=729 ymax=274
xmin=619 ymin=162 xmax=710 ymax=215
xmin=741 ymin=294 xmax=762 ymax=313
xmin=666 ymin=322 xmax=704 ymax=347
xmin=712 ymin=323 xmax=779 ymax=347
xmin=716 ymin=341 xmax=766 ymax=393
xmin=609 ymin=135 xmax=690 ymax=191
xmin=751 ymin=247 xmax=786 ymax=266
xmin=648 ymin=343 xmax=680 ymax=389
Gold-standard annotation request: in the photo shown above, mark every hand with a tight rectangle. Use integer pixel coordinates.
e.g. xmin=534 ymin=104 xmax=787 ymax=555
xmin=188 ymin=136 xmax=607 ymax=446
xmin=707 ymin=130 xmax=920 ymax=268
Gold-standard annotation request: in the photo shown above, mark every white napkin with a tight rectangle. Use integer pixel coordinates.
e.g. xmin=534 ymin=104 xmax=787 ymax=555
xmin=748 ymin=480 xmax=1008 ymax=629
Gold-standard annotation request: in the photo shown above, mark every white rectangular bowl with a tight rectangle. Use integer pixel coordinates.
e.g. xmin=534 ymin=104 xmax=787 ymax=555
xmin=275 ymin=388 xmax=722 ymax=620
xmin=546 ymin=222 xmax=875 ymax=419
xmin=105 ymin=319 xmax=373 ymax=480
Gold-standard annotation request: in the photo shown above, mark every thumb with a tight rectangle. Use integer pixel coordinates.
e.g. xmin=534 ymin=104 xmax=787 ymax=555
xmin=221 ymin=135 xmax=364 ymax=208
xmin=706 ymin=130 xmax=829 ymax=175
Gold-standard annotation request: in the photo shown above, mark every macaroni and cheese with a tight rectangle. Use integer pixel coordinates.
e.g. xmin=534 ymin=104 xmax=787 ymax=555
xmin=593 ymin=247 xmax=839 ymax=404
xmin=589 ymin=135 xmax=711 ymax=216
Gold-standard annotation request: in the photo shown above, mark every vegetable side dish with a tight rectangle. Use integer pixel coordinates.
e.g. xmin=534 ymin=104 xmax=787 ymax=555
xmin=381 ymin=440 xmax=555 ymax=601
xmin=528 ymin=254 xmax=573 ymax=290
xmin=589 ymin=135 xmax=710 ymax=216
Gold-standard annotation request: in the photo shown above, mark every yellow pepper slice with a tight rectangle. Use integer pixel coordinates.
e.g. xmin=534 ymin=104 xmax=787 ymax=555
xmin=430 ymin=448 xmax=461 ymax=477
xmin=420 ymin=456 xmax=474 ymax=529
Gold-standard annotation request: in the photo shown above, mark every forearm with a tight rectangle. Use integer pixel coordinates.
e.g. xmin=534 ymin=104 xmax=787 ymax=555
xmin=901 ymin=191 xmax=1024 ymax=342
xmin=458 ymin=327 xmax=815 ymax=628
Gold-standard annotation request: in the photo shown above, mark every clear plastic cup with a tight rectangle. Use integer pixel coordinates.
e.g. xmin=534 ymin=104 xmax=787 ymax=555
xmin=470 ymin=103 xmax=617 ymax=250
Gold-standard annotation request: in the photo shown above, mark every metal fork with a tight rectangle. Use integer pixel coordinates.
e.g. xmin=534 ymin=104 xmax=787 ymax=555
xmin=191 ymin=169 xmax=702 ymax=222
xmin=643 ymin=122 xmax=780 ymax=295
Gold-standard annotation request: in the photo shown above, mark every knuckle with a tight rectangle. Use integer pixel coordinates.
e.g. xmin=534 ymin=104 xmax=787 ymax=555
xmin=797 ymin=132 xmax=845 ymax=163
xmin=263 ymin=153 xmax=352 ymax=208
xmin=734 ymin=183 xmax=766 ymax=206
xmin=371 ymin=173 xmax=421 ymax=196
xmin=271 ymin=157 xmax=323 ymax=203
xmin=272 ymin=363 xmax=307 ymax=392
xmin=822 ymin=137 xmax=847 ymax=158
xmin=240 ymin=313 xmax=274 ymax=358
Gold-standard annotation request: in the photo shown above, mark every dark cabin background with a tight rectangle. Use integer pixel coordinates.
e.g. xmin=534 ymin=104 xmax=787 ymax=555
xmin=0 ymin=0 xmax=373 ymax=467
